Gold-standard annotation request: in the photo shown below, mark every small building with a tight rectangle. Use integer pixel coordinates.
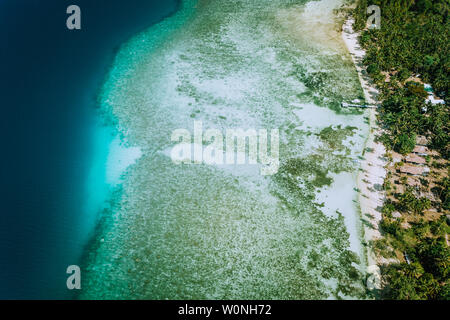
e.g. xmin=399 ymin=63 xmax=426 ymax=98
xmin=391 ymin=151 xmax=403 ymax=163
xmin=424 ymin=84 xmax=433 ymax=93
xmin=413 ymin=145 xmax=428 ymax=156
xmin=392 ymin=211 xmax=402 ymax=218
xmin=399 ymin=164 xmax=424 ymax=176
xmin=427 ymin=95 xmax=445 ymax=105
xmin=424 ymin=84 xmax=445 ymax=105
xmin=405 ymin=154 xmax=426 ymax=165
xmin=416 ymin=135 xmax=428 ymax=146
xmin=406 ymin=177 xmax=421 ymax=187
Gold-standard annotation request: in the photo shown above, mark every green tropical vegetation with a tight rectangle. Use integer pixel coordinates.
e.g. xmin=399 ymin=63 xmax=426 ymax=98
xmin=353 ymin=0 xmax=449 ymax=157
xmin=349 ymin=0 xmax=449 ymax=300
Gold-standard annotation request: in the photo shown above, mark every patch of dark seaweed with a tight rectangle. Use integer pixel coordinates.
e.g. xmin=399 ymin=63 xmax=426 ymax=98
xmin=317 ymin=125 xmax=357 ymax=151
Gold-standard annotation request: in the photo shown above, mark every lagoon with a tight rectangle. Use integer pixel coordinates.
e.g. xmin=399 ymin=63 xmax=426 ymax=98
xmin=80 ymin=0 xmax=370 ymax=299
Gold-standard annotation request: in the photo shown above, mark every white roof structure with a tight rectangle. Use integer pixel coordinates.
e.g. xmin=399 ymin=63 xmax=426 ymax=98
xmin=424 ymin=84 xmax=445 ymax=105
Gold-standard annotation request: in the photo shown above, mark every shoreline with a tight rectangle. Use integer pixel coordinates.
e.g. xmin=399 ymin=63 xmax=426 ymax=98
xmin=341 ymin=19 xmax=387 ymax=275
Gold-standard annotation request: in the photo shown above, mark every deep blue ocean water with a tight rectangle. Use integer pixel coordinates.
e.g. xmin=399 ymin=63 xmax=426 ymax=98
xmin=0 ymin=0 xmax=179 ymax=299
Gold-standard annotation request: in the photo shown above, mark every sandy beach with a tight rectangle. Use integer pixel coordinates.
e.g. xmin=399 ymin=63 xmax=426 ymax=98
xmin=342 ymin=19 xmax=387 ymax=283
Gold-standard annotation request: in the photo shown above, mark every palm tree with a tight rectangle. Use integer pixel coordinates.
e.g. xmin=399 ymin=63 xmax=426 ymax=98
xmin=402 ymin=262 xmax=425 ymax=279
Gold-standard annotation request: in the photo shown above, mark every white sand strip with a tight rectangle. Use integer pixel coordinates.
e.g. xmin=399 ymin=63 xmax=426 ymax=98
xmin=342 ymin=19 xmax=387 ymax=272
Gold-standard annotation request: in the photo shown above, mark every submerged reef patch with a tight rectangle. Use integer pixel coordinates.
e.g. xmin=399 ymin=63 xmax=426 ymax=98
xmin=80 ymin=0 xmax=370 ymax=300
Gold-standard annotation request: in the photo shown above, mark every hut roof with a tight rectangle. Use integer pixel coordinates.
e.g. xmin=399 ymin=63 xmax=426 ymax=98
xmin=416 ymin=135 xmax=428 ymax=146
xmin=405 ymin=154 xmax=426 ymax=164
xmin=392 ymin=152 xmax=403 ymax=163
xmin=406 ymin=177 xmax=421 ymax=187
xmin=413 ymin=145 xmax=428 ymax=154
xmin=400 ymin=165 xmax=424 ymax=176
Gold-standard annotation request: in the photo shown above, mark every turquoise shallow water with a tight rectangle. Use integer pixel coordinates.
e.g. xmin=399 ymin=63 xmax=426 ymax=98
xmin=81 ymin=0 xmax=370 ymax=299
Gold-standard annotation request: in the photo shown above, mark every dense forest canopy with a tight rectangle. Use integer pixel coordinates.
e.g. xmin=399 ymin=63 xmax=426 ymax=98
xmin=353 ymin=0 xmax=449 ymax=157
xmin=354 ymin=0 xmax=449 ymax=99
xmin=350 ymin=0 xmax=449 ymax=300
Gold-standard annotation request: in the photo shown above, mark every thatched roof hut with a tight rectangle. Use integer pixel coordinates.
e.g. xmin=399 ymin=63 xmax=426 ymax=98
xmin=400 ymin=165 xmax=424 ymax=176
xmin=413 ymin=145 xmax=428 ymax=155
xmin=405 ymin=154 xmax=426 ymax=165
xmin=406 ymin=177 xmax=421 ymax=187
xmin=416 ymin=135 xmax=428 ymax=146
